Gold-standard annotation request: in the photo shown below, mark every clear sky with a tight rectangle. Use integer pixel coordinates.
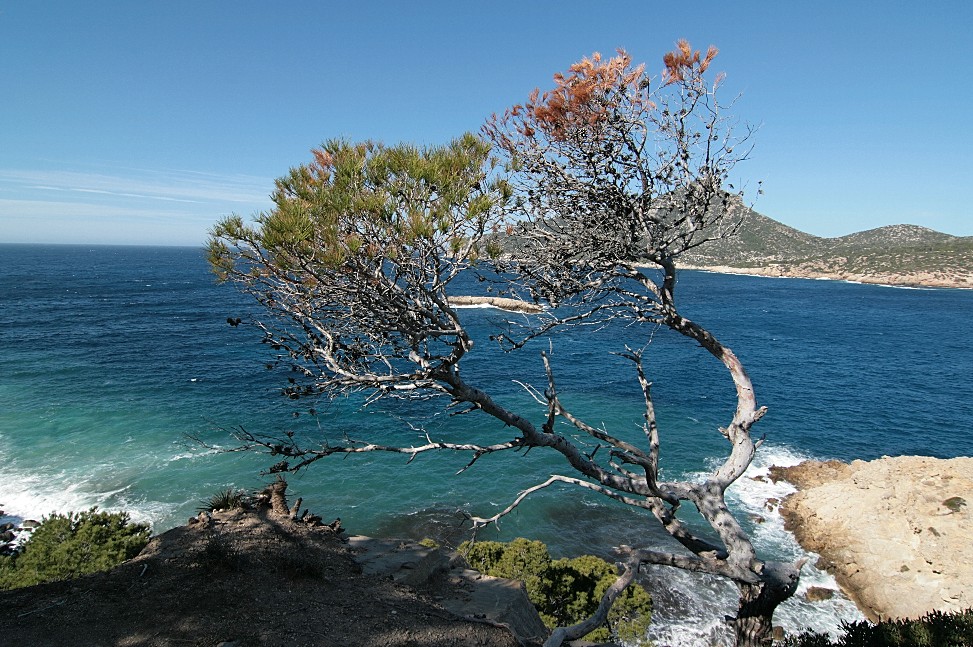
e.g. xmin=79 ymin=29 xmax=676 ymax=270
xmin=1 ymin=1 xmax=970 ymax=246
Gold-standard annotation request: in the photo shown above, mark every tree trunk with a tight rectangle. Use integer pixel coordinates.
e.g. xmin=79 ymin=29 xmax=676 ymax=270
xmin=261 ymin=477 xmax=291 ymax=516
xmin=733 ymin=562 xmax=801 ymax=647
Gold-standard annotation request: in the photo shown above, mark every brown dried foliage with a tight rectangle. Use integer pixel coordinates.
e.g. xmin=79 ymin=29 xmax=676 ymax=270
xmin=310 ymin=148 xmax=334 ymax=184
xmin=487 ymin=41 xmax=720 ymax=149
xmin=491 ymin=49 xmax=646 ymax=145
xmin=662 ymin=39 xmax=718 ymax=85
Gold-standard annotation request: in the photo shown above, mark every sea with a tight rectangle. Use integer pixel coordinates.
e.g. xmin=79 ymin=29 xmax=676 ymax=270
xmin=2 ymin=243 xmax=971 ymax=645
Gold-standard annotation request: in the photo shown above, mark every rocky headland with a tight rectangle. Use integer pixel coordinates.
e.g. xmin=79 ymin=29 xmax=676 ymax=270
xmin=447 ymin=295 xmax=544 ymax=313
xmin=680 ymin=210 xmax=973 ymax=289
xmin=771 ymin=456 xmax=973 ymax=622
xmin=681 ymin=263 xmax=973 ymax=289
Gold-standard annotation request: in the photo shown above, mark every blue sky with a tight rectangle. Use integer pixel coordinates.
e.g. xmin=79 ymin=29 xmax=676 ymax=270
xmin=1 ymin=1 xmax=970 ymax=246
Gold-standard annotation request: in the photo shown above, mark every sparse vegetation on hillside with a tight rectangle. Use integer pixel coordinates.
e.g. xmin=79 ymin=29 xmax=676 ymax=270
xmin=681 ymin=210 xmax=973 ymax=278
xmin=778 ymin=608 xmax=973 ymax=646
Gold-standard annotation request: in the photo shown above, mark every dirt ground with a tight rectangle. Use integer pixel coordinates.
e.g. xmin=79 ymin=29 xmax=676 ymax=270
xmin=0 ymin=506 xmax=525 ymax=647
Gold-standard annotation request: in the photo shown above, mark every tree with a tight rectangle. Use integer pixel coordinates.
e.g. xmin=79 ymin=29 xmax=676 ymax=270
xmin=461 ymin=537 xmax=653 ymax=645
xmin=0 ymin=509 xmax=150 ymax=590
xmin=209 ymin=43 xmax=798 ymax=647
xmin=480 ymin=42 xmax=799 ymax=647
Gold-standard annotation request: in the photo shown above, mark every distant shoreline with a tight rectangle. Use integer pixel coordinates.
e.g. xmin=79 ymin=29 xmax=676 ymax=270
xmin=681 ymin=263 xmax=973 ymax=290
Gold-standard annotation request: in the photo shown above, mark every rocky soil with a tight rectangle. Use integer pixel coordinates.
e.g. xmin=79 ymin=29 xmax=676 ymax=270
xmin=771 ymin=456 xmax=973 ymax=622
xmin=0 ymin=500 xmax=548 ymax=646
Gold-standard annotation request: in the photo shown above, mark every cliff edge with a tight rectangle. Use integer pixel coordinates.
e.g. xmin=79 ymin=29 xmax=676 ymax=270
xmin=771 ymin=456 xmax=973 ymax=622
xmin=0 ymin=505 xmax=545 ymax=646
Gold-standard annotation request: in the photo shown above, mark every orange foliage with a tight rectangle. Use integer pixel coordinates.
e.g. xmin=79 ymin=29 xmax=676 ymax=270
xmin=485 ymin=41 xmax=720 ymax=148
xmin=662 ymin=39 xmax=718 ymax=85
xmin=309 ymin=148 xmax=334 ymax=184
xmin=517 ymin=49 xmax=646 ymax=142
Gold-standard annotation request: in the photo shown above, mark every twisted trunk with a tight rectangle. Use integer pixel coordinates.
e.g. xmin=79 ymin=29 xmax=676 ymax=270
xmin=659 ymin=260 xmax=798 ymax=645
xmin=734 ymin=562 xmax=801 ymax=646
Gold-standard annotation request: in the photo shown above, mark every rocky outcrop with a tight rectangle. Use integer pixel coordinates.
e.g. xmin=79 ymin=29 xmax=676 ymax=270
xmin=771 ymin=456 xmax=973 ymax=622
xmin=0 ymin=506 xmax=532 ymax=646
xmin=348 ymin=535 xmax=550 ymax=644
xmin=448 ymin=295 xmax=544 ymax=313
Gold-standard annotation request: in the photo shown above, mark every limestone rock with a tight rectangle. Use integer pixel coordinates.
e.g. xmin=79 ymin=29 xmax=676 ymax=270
xmin=774 ymin=455 xmax=973 ymax=622
xmin=447 ymin=295 xmax=544 ymax=313
xmin=804 ymin=587 xmax=836 ymax=602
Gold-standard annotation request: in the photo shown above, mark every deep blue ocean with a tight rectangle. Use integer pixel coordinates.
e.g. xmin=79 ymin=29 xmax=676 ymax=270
xmin=2 ymin=244 xmax=971 ymax=644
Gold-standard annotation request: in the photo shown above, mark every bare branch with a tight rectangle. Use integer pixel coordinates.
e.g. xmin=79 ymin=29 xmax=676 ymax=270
xmin=468 ymin=474 xmax=652 ymax=529
xmin=540 ymin=351 xmax=652 ymax=464
xmin=544 ymin=552 xmax=641 ymax=647
xmin=626 ymin=546 xmax=761 ymax=585
xmin=618 ymin=347 xmax=662 ymax=484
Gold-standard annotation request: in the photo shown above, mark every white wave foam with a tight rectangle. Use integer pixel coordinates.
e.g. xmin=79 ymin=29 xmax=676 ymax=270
xmin=643 ymin=566 xmax=736 ymax=646
xmin=0 ymin=444 xmax=182 ymax=531
xmin=167 ymin=447 xmax=221 ymax=462
xmin=0 ymin=469 xmax=106 ymax=522
xmin=642 ymin=444 xmax=864 ymax=646
xmin=732 ymin=445 xmax=865 ymax=638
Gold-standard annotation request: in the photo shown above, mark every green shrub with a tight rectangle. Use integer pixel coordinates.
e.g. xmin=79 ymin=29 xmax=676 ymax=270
xmin=0 ymin=508 xmax=150 ymax=590
xmin=199 ymin=488 xmax=247 ymax=512
xmin=778 ymin=608 xmax=973 ymax=647
xmin=461 ymin=537 xmax=652 ymax=645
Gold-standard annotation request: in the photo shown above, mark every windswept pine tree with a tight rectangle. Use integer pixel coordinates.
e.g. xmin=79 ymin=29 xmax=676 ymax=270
xmin=209 ymin=42 xmax=796 ymax=646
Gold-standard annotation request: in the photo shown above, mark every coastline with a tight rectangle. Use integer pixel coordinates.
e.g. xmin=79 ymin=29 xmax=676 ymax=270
xmin=681 ymin=263 xmax=973 ymax=290
xmin=770 ymin=456 xmax=973 ymax=622
xmin=0 ymin=504 xmax=537 ymax=647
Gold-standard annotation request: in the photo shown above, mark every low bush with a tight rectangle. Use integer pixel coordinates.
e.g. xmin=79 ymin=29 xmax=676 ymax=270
xmin=779 ymin=608 xmax=973 ymax=647
xmin=198 ymin=488 xmax=248 ymax=512
xmin=0 ymin=508 xmax=150 ymax=590
xmin=461 ymin=537 xmax=652 ymax=645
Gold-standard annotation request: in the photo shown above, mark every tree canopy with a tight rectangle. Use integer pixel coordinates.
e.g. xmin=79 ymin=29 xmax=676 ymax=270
xmin=209 ymin=134 xmax=512 ymax=401
xmin=209 ymin=42 xmax=797 ymax=647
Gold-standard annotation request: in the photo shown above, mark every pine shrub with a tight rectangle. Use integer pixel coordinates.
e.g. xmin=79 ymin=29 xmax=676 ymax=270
xmin=461 ymin=537 xmax=652 ymax=645
xmin=0 ymin=508 xmax=150 ymax=590
xmin=779 ymin=608 xmax=973 ymax=647
xmin=198 ymin=488 xmax=247 ymax=512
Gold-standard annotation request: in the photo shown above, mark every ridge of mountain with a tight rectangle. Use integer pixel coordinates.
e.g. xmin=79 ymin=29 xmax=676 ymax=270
xmin=681 ymin=209 xmax=973 ymax=288
xmin=832 ymin=224 xmax=957 ymax=249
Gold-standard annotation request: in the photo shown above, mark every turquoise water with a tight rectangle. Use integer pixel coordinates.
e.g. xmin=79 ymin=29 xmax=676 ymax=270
xmin=2 ymin=244 xmax=971 ymax=644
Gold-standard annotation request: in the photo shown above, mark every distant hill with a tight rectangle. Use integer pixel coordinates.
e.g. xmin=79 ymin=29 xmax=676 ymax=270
xmin=491 ymin=207 xmax=973 ymax=288
xmin=681 ymin=208 xmax=821 ymax=264
xmin=681 ymin=209 xmax=973 ymax=288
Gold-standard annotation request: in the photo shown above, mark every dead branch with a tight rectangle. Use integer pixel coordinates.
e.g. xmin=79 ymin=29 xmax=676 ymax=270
xmin=468 ymin=474 xmax=652 ymax=530
xmin=544 ymin=552 xmax=640 ymax=647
